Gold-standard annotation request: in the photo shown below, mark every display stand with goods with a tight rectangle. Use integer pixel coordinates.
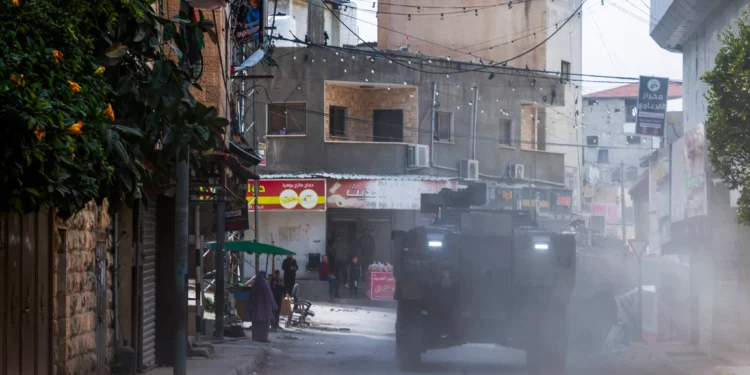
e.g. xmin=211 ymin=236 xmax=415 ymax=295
xmin=365 ymin=262 xmax=396 ymax=300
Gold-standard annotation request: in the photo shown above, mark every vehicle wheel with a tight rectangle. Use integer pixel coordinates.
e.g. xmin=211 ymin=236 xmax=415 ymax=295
xmin=396 ymin=302 xmax=422 ymax=371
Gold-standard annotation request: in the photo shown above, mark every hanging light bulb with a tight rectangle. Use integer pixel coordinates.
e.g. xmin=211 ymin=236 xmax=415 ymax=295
xmin=389 ymin=60 xmax=393 ymax=64
xmin=311 ymin=59 xmax=315 ymax=63
xmin=403 ymin=81 xmax=407 ymax=85
xmin=352 ymin=55 xmax=356 ymax=60
xmin=335 ymin=51 xmax=339 ymax=56
xmin=457 ymin=105 xmax=461 ymax=109
xmin=297 ymin=86 xmax=301 ymax=90
xmin=481 ymin=109 xmax=485 ymax=113
xmin=387 ymin=86 xmax=391 ymax=90
xmin=370 ymin=58 xmax=375 ymax=63
xmin=447 ymin=56 xmax=451 ymax=61
xmin=417 ymin=6 xmax=421 ymax=12
xmin=293 ymin=55 xmax=297 ymax=60
xmin=340 ymin=58 xmax=344 ymax=62
xmin=469 ymin=101 xmax=473 ymax=106
xmin=475 ymin=9 xmax=478 ymax=16
xmin=408 ymin=60 xmax=412 ymax=64
xmin=436 ymin=92 xmax=439 ymax=96
xmin=323 ymin=58 xmax=327 ymax=62
xmin=440 ymin=13 xmax=444 ymax=20
xmin=457 ymin=84 xmax=460 ymax=88
xmin=428 ymin=59 xmax=433 ymax=63
xmin=344 ymin=69 xmax=347 ymax=73
xmin=446 ymin=74 xmax=450 ymax=78
xmin=410 ymin=93 xmax=414 ymax=98
xmin=365 ymin=78 xmax=369 ymax=82
xmin=408 ymin=14 xmax=412 ymax=21
xmin=371 ymin=69 xmax=375 ymax=74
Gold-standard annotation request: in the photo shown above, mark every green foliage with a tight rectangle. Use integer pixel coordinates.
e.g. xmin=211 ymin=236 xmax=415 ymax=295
xmin=0 ymin=0 xmax=228 ymax=218
xmin=0 ymin=0 xmax=115 ymax=218
xmin=703 ymin=11 xmax=750 ymax=224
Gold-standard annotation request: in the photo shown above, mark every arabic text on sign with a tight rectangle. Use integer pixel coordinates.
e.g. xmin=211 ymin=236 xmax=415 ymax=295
xmin=248 ymin=184 xmax=266 ymax=194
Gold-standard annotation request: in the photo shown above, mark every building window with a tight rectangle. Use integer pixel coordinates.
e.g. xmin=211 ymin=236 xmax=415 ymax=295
xmin=588 ymin=99 xmax=599 ymax=106
xmin=561 ymin=60 xmax=571 ymax=82
xmin=625 ymin=99 xmax=637 ymax=122
xmin=268 ymin=103 xmax=306 ymax=135
xmin=626 ymin=135 xmax=641 ymax=145
xmin=329 ymin=105 xmax=348 ymax=137
xmin=597 ymin=149 xmax=609 ymax=164
xmin=587 ymin=136 xmax=599 ymax=146
xmin=434 ymin=111 xmax=453 ymax=142
xmin=499 ymin=119 xmax=512 ymax=146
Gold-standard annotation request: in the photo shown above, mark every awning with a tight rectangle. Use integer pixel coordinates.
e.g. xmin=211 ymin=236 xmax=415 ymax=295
xmin=205 ymin=240 xmax=295 ymax=256
xmin=259 ymin=172 xmax=457 ymax=182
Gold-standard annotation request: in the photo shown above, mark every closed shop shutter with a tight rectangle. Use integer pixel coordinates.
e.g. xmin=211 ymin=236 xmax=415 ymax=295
xmin=139 ymin=202 xmax=157 ymax=370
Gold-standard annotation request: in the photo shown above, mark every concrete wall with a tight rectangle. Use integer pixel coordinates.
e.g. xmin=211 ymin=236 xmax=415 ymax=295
xmin=681 ymin=0 xmax=750 ymax=134
xmin=323 ymin=83 xmax=419 ymax=143
xmin=244 ymin=210 xmax=327 ymax=279
xmin=377 ymin=0 xmax=549 ymax=70
xmin=53 ymin=201 xmax=114 ymax=374
xmin=255 ymin=47 xmax=567 ymax=185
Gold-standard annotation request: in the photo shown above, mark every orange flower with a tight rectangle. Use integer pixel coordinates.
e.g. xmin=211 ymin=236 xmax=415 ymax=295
xmin=9 ymin=74 xmax=23 ymax=86
xmin=12 ymin=0 xmax=19 ymax=6
xmin=33 ymin=126 xmax=45 ymax=142
xmin=67 ymin=121 xmax=84 ymax=135
xmin=71 ymin=153 xmax=76 ymax=161
xmin=103 ymin=103 xmax=115 ymax=121
xmin=67 ymin=81 xmax=81 ymax=93
xmin=52 ymin=50 xmax=64 ymax=64
xmin=94 ymin=66 xmax=105 ymax=74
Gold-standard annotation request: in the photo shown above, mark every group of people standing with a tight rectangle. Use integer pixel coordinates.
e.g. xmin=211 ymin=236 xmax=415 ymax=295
xmin=319 ymin=229 xmax=376 ymax=301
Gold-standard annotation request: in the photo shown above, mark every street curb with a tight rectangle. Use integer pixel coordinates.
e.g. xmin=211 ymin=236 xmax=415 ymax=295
xmin=221 ymin=347 xmax=266 ymax=375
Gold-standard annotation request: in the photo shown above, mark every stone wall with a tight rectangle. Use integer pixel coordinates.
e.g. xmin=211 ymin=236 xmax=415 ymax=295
xmin=53 ymin=200 xmax=114 ymax=375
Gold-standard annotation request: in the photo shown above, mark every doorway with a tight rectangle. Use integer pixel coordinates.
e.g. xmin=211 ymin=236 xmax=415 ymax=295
xmin=373 ymin=109 xmax=404 ymax=142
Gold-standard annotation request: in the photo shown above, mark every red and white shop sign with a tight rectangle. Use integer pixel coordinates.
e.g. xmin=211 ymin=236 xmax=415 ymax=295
xmin=369 ymin=272 xmax=396 ymax=301
xmin=327 ymin=179 xmax=456 ymax=210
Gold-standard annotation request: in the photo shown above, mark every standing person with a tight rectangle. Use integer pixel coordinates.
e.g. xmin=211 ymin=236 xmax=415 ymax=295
xmin=249 ymin=271 xmax=277 ymax=342
xmin=328 ymin=233 xmax=347 ymax=298
xmin=281 ymin=255 xmax=298 ymax=296
xmin=347 ymin=256 xmax=363 ymax=298
xmin=357 ymin=229 xmax=376 ymax=270
xmin=270 ymin=270 xmax=285 ymax=330
xmin=318 ymin=255 xmax=337 ymax=301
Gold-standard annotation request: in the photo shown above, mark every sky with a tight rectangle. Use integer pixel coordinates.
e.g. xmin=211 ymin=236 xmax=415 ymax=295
xmin=354 ymin=0 xmax=683 ymax=97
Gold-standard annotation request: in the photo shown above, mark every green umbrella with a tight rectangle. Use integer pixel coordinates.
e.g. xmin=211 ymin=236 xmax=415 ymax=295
xmin=205 ymin=240 xmax=296 ymax=256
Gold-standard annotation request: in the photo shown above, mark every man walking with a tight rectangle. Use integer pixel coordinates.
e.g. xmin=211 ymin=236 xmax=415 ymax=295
xmin=318 ymin=255 xmax=337 ymax=301
xmin=328 ymin=233 xmax=347 ymax=298
xmin=357 ymin=229 xmax=376 ymax=269
xmin=281 ymin=255 xmax=298 ymax=296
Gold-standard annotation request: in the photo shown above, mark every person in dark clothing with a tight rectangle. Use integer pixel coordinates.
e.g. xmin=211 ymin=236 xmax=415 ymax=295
xmin=347 ymin=256 xmax=363 ymax=298
xmin=318 ymin=255 xmax=336 ymax=301
xmin=328 ymin=234 xmax=348 ymax=298
xmin=357 ymin=229 xmax=376 ymax=269
xmin=270 ymin=271 xmax=285 ymax=330
xmin=250 ymin=271 xmax=277 ymax=342
xmin=281 ymin=255 xmax=298 ymax=296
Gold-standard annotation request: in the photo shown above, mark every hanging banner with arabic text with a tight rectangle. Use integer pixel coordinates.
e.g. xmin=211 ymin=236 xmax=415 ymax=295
xmin=247 ymin=179 xmax=327 ymax=211
xmin=327 ymin=179 xmax=457 ymax=210
xmin=636 ymin=76 xmax=670 ymax=137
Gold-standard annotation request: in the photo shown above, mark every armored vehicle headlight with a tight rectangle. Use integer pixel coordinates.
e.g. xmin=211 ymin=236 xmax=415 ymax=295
xmin=428 ymin=241 xmax=443 ymax=248
xmin=534 ymin=243 xmax=549 ymax=251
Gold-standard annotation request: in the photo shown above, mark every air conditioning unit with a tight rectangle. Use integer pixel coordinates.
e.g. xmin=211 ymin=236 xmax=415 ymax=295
xmin=459 ymin=159 xmax=479 ymax=181
xmin=508 ymin=164 xmax=525 ymax=179
xmin=407 ymin=144 xmax=430 ymax=168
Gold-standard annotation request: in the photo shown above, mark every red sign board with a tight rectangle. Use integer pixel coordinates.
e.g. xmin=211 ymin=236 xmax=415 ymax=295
xmin=247 ymin=179 xmax=327 ymax=211
xmin=369 ymin=272 xmax=396 ymax=301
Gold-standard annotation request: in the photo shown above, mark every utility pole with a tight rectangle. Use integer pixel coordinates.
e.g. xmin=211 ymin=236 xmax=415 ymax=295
xmin=471 ymin=86 xmax=479 ymax=160
xmin=174 ymin=0 xmax=192 ymax=371
xmin=214 ymin=169 xmax=226 ymax=341
xmin=620 ymin=159 xmax=626 ymax=243
xmin=252 ymin=66 xmax=260 ymax=269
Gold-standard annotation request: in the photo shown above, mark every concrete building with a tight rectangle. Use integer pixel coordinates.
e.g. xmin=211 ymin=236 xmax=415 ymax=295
xmin=243 ymin=43 xmax=571 ymax=277
xmin=649 ymin=0 xmax=750 ymax=356
xmin=581 ymin=83 xmax=682 ymax=238
xmin=378 ymin=0 xmax=585 ymax=212
xmin=269 ymin=0 xmax=360 ymax=48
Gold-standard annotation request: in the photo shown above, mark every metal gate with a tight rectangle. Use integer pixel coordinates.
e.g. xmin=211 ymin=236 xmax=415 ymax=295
xmin=138 ymin=202 xmax=157 ymax=370
xmin=0 ymin=210 xmax=54 ymax=375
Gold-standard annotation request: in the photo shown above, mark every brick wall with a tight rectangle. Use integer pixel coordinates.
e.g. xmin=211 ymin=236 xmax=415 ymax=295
xmin=53 ymin=200 xmax=113 ymax=375
xmin=164 ymin=0 xmax=228 ymax=118
xmin=520 ymin=105 xmax=536 ymax=151
xmin=323 ymin=83 xmax=419 ymax=143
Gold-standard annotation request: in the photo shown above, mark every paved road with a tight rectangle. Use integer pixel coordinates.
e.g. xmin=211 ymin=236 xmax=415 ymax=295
xmin=261 ymin=302 xmax=686 ymax=375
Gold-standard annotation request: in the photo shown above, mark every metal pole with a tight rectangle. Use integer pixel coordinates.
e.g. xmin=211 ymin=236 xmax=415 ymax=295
xmin=214 ymin=164 xmax=227 ymax=340
xmin=471 ymin=86 xmax=479 ymax=160
xmin=637 ymin=252 xmax=643 ymax=341
xmin=430 ymin=81 xmax=437 ymax=166
xmin=253 ymin=68 xmax=260 ymax=269
xmin=175 ymin=0 xmax=192 ymax=371
xmin=621 ymin=159 xmax=626 ymax=243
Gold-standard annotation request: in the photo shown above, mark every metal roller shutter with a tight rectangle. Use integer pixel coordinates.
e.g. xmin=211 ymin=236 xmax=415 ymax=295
xmin=139 ymin=202 xmax=157 ymax=370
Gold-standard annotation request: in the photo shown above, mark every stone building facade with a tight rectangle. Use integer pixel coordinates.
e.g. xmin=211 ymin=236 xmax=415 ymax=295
xmin=53 ymin=200 xmax=114 ymax=374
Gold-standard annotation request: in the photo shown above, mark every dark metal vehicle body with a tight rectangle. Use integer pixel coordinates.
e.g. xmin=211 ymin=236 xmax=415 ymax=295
xmin=392 ymin=184 xmax=576 ymax=372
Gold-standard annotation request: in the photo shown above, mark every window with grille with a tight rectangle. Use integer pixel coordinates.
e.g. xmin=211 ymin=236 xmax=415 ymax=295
xmin=434 ymin=111 xmax=453 ymax=142
xmin=499 ymin=119 xmax=512 ymax=146
xmin=329 ymin=106 xmax=348 ymax=137
xmin=268 ymin=103 xmax=307 ymax=135
xmin=598 ymin=149 xmax=609 ymax=164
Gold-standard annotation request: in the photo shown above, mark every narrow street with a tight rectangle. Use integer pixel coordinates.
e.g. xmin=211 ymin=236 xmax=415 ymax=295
xmin=260 ymin=302 xmax=688 ymax=375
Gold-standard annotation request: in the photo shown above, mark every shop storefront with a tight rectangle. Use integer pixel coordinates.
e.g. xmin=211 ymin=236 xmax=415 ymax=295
xmin=325 ymin=177 xmax=458 ymax=266
xmin=244 ymin=179 xmax=327 ymax=278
